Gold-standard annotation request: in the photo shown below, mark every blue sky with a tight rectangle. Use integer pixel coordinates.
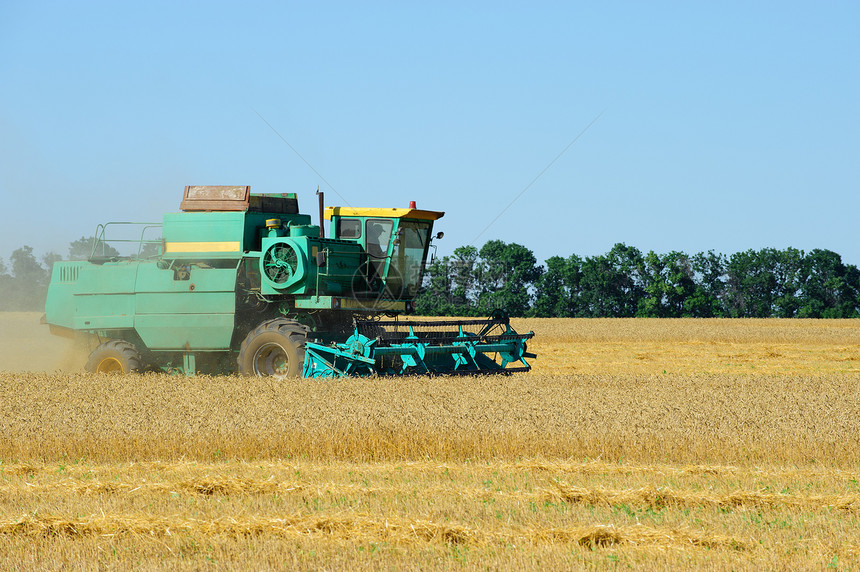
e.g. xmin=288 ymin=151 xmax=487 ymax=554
xmin=1 ymin=1 xmax=858 ymax=267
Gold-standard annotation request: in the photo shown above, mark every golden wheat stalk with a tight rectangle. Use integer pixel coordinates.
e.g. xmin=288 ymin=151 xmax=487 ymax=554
xmin=5 ymin=459 xmax=858 ymax=480
xmin=549 ymin=483 xmax=860 ymax=512
xmin=0 ymin=513 xmax=747 ymax=551
xmin=5 ymin=475 xmax=859 ymax=516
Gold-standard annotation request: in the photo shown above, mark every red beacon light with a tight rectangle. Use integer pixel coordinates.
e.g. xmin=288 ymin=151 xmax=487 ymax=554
xmin=409 ymin=201 xmax=416 ymax=209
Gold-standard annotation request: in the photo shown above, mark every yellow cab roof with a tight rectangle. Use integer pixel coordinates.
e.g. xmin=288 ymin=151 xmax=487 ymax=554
xmin=324 ymin=206 xmax=445 ymax=221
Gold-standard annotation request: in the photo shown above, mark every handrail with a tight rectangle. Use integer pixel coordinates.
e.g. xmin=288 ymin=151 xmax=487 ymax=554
xmin=90 ymin=222 xmax=163 ymax=259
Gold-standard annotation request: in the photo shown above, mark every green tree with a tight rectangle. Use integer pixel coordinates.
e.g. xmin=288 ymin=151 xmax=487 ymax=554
xmin=687 ymin=250 xmax=727 ymax=317
xmin=1 ymin=246 xmax=50 ymax=310
xmin=638 ymin=251 xmax=697 ymax=317
xmin=415 ymin=255 xmax=455 ymax=316
xmin=0 ymin=258 xmax=10 ymax=310
xmin=533 ymin=254 xmax=583 ymax=317
xmin=578 ymin=243 xmax=645 ymax=317
xmin=419 ymin=241 xmax=860 ymax=319
xmin=725 ymin=249 xmax=780 ymax=317
xmin=797 ymin=249 xmax=860 ymax=318
xmin=11 ymin=246 xmax=48 ymax=288
xmin=415 ymin=245 xmax=484 ymax=316
xmin=41 ymin=252 xmax=63 ymax=279
xmin=476 ymin=240 xmax=542 ymax=317
xmin=771 ymin=247 xmax=804 ymax=318
xmin=139 ymin=239 xmax=162 ymax=258
xmin=69 ymin=236 xmax=119 ymax=260
xmin=449 ymin=245 xmax=481 ymax=315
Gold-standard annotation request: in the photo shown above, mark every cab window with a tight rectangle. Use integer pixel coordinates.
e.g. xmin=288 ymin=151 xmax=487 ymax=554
xmin=337 ymin=218 xmax=362 ymax=239
xmin=365 ymin=219 xmax=393 ymax=259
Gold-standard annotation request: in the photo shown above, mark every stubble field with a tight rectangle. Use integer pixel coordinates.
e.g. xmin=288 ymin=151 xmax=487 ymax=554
xmin=1 ymin=313 xmax=859 ymax=570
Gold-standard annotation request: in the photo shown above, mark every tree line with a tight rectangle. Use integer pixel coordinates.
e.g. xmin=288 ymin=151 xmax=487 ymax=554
xmin=415 ymin=241 xmax=860 ymax=318
xmin=2 ymin=237 xmax=858 ymax=318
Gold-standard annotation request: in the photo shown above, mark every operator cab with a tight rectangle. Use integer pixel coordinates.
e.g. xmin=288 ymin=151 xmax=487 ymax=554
xmin=325 ymin=205 xmax=444 ymax=298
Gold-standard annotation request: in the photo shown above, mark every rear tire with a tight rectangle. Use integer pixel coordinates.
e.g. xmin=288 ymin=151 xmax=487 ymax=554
xmin=85 ymin=340 xmax=144 ymax=374
xmin=238 ymin=319 xmax=308 ymax=378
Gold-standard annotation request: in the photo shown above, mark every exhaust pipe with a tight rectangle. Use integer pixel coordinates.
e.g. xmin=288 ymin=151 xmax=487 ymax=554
xmin=316 ymin=187 xmax=325 ymax=238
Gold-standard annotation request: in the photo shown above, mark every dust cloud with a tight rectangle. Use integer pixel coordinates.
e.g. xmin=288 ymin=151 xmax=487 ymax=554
xmin=0 ymin=312 xmax=91 ymax=372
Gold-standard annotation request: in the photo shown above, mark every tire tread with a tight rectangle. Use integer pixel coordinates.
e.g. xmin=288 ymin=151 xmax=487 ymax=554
xmin=237 ymin=318 xmax=309 ymax=376
xmin=85 ymin=340 xmax=143 ymax=373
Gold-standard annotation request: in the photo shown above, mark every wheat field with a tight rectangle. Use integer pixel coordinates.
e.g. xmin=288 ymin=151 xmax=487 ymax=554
xmin=1 ymin=313 xmax=859 ymax=570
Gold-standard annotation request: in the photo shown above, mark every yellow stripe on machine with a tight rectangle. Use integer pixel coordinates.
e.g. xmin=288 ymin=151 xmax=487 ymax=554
xmin=338 ymin=298 xmax=406 ymax=311
xmin=163 ymin=241 xmax=241 ymax=253
xmin=324 ymin=207 xmax=444 ymax=221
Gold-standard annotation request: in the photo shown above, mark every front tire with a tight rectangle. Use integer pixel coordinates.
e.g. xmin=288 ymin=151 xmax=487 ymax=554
xmin=238 ymin=319 xmax=308 ymax=378
xmin=85 ymin=340 xmax=144 ymax=374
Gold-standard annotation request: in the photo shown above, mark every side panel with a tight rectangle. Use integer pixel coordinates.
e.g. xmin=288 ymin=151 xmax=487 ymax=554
xmin=133 ymin=263 xmax=238 ymax=350
xmin=46 ymin=261 xmax=88 ymax=329
xmin=73 ymin=294 xmax=136 ymax=330
xmin=46 ymin=261 xmax=138 ymax=331
xmin=134 ymin=314 xmax=235 ymax=350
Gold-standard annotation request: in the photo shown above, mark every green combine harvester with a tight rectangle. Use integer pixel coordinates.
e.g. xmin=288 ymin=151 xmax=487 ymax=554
xmin=44 ymin=186 xmax=535 ymax=377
